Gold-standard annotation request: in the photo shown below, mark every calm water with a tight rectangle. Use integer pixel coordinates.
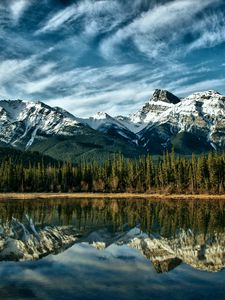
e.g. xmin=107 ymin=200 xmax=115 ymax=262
xmin=0 ymin=198 xmax=224 ymax=300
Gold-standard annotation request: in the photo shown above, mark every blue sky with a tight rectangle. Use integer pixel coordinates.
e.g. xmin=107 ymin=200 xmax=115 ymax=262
xmin=0 ymin=0 xmax=225 ymax=117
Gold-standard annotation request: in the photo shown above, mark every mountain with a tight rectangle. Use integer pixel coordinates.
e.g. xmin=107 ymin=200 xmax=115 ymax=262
xmin=129 ymin=89 xmax=180 ymax=125
xmin=0 ymin=100 xmax=143 ymax=162
xmin=0 ymin=99 xmax=85 ymax=147
xmin=79 ymin=88 xmax=225 ymax=154
xmin=0 ymin=89 xmax=225 ymax=160
xmin=116 ymin=89 xmax=181 ymax=133
xmin=79 ymin=112 xmax=138 ymax=142
xmin=0 ymin=147 xmax=60 ymax=166
xmin=139 ymin=90 xmax=225 ymax=154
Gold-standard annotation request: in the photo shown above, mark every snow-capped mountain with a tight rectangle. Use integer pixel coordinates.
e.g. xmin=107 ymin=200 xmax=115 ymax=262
xmin=0 ymin=99 xmax=142 ymax=161
xmin=0 ymin=89 xmax=225 ymax=159
xmin=139 ymin=90 xmax=225 ymax=153
xmin=0 ymin=99 xmax=87 ymax=149
xmin=116 ymin=89 xmax=181 ymax=133
xmin=79 ymin=112 xmax=138 ymax=142
xmin=115 ymin=89 xmax=225 ymax=154
xmin=129 ymin=89 xmax=180 ymax=125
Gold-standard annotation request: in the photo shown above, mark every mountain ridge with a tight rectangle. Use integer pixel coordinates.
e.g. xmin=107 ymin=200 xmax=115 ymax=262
xmin=0 ymin=89 xmax=225 ymax=160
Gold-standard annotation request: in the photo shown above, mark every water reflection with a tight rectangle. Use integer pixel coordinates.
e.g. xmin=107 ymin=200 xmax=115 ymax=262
xmin=0 ymin=198 xmax=224 ymax=235
xmin=0 ymin=198 xmax=224 ymax=299
xmin=0 ymin=243 xmax=224 ymax=300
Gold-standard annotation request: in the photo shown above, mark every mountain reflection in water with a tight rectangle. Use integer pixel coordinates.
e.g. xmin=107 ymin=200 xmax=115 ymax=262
xmin=0 ymin=198 xmax=224 ymax=300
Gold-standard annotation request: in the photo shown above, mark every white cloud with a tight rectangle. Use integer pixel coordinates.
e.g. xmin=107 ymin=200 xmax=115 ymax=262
xmin=36 ymin=0 xmax=123 ymax=35
xmin=173 ymin=78 xmax=225 ymax=96
xmin=0 ymin=58 xmax=32 ymax=83
xmin=46 ymin=85 xmax=157 ymax=117
xmin=0 ymin=86 xmax=10 ymax=99
xmin=19 ymin=63 xmax=143 ymax=95
xmin=0 ymin=57 xmax=37 ymax=99
xmin=188 ymin=13 xmax=225 ymax=50
xmin=3 ymin=57 xmax=222 ymax=117
xmin=9 ymin=0 xmax=30 ymax=22
xmin=21 ymin=75 xmax=61 ymax=94
xmin=37 ymin=3 xmax=78 ymax=33
xmin=100 ymin=0 xmax=220 ymax=60
xmin=0 ymin=0 xmax=224 ymax=117
xmin=42 ymin=66 xmax=161 ymax=117
xmin=34 ymin=62 xmax=57 ymax=77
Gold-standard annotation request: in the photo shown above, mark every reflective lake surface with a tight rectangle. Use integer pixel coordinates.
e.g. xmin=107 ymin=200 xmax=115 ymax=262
xmin=0 ymin=198 xmax=224 ymax=300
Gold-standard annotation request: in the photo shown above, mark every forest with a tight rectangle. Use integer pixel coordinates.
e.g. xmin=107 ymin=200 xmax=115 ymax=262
xmin=0 ymin=149 xmax=224 ymax=194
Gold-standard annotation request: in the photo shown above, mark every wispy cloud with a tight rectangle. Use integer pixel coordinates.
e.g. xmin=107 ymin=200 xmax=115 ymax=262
xmin=0 ymin=58 xmax=32 ymax=83
xmin=0 ymin=0 xmax=225 ymax=116
xmin=9 ymin=0 xmax=30 ymax=22
xmin=36 ymin=0 xmax=124 ymax=36
xmin=14 ymin=61 xmax=205 ymax=116
xmin=173 ymin=78 xmax=225 ymax=96
xmin=34 ymin=62 xmax=57 ymax=77
xmin=36 ymin=3 xmax=78 ymax=33
xmin=1 ymin=54 xmax=223 ymax=117
xmin=0 ymin=58 xmax=32 ymax=98
xmin=100 ymin=0 xmax=221 ymax=60
xmin=46 ymin=84 xmax=158 ymax=117
xmin=188 ymin=12 xmax=225 ymax=50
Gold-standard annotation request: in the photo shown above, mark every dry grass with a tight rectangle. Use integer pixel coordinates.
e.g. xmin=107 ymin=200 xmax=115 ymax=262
xmin=0 ymin=192 xmax=224 ymax=201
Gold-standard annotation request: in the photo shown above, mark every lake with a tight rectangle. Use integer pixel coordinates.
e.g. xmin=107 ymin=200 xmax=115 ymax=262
xmin=0 ymin=198 xmax=224 ymax=300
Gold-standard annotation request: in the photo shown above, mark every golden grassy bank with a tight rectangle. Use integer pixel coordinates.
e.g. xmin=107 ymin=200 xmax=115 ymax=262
xmin=0 ymin=193 xmax=224 ymax=200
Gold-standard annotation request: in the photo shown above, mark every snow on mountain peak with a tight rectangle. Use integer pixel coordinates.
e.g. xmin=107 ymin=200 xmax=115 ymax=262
xmin=139 ymin=89 xmax=225 ymax=152
xmin=127 ymin=89 xmax=180 ymax=128
xmin=91 ymin=112 xmax=109 ymax=120
xmin=183 ymin=90 xmax=223 ymax=101
xmin=0 ymin=88 xmax=225 ymax=154
xmin=0 ymin=99 xmax=83 ymax=148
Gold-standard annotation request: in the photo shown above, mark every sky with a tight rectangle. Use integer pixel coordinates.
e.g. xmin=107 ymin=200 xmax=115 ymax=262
xmin=0 ymin=0 xmax=225 ymax=117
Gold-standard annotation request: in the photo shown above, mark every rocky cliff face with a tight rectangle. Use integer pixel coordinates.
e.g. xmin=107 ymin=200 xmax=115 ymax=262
xmin=138 ymin=90 xmax=225 ymax=153
xmin=116 ymin=89 xmax=180 ymax=133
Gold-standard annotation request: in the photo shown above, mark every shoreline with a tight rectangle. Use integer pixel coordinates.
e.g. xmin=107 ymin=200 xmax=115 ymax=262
xmin=0 ymin=193 xmax=224 ymax=200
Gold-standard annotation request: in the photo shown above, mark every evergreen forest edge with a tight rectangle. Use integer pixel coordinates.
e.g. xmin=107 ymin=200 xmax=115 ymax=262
xmin=0 ymin=147 xmax=224 ymax=194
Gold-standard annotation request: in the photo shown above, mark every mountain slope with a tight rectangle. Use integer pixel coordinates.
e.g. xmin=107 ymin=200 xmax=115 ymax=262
xmin=0 ymin=147 xmax=60 ymax=166
xmin=0 ymin=100 xmax=144 ymax=162
xmin=0 ymin=89 xmax=225 ymax=158
xmin=117 ymin=89 xmax=181 ymax=133
xmin=139 ymin=90 xmax=225 ymax=154
xmin=0 ymin=100 xmax=86 ymax=148
xmin=79 ymin=112 xmax=138 ymax=143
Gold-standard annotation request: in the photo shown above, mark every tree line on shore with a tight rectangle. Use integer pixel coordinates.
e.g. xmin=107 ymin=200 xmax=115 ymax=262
xmin=0 ymin=150 xmax=224 ymax=194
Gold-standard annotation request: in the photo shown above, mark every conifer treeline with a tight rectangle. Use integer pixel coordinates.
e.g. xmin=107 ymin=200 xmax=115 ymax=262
xmin=0 ymin=151 xmax=224 ymax=193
